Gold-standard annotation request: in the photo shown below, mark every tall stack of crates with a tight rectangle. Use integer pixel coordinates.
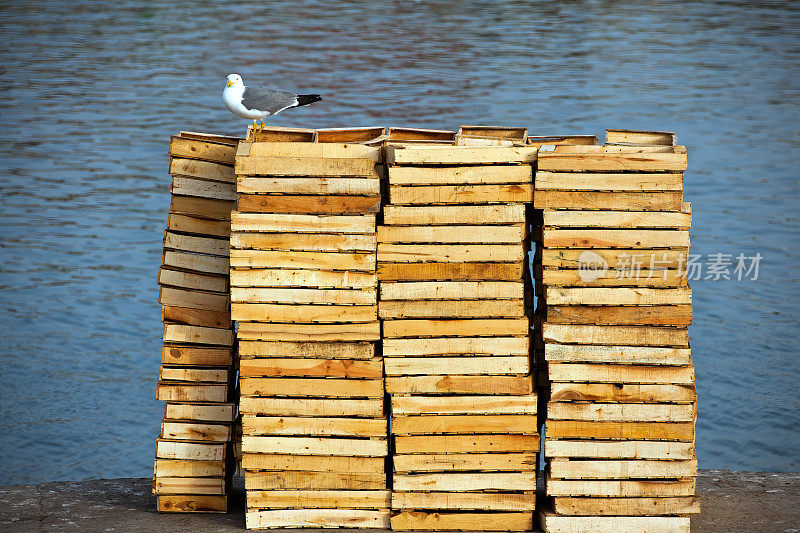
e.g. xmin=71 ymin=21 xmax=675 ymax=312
xmin=535 ymin=130 xmax=700 ymax=533
xmin=230 ymin=136 xmax=390 ymax=529
xmin=153 ymin=132 xmax=239 ymax=512
xmin=379 ymin=134 xmax=540 ymax=531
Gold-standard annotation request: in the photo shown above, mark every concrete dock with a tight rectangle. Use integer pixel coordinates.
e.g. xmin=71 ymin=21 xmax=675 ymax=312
xmin=1 ymin=470 xmax=798 ymax=532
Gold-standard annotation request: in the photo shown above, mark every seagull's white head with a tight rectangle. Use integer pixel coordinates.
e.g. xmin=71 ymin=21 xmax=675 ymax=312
xmin=226 ymin=73 xmax=243 ymax=88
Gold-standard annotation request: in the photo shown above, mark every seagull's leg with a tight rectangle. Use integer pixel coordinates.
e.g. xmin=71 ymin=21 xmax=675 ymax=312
xmin=252 ymin=119 xmax=259 ymax=137
xmin=259 ymin=119 xmax=266 ymax=133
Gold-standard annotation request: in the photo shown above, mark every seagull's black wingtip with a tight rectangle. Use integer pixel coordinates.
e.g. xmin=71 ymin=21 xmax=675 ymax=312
xmin=296 ymin=94 xmax=323 ymax=107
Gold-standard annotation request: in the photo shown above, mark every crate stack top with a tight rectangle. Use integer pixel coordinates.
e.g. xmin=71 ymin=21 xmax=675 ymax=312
xmin=534 ymin=129 xmax=699 ymax=533
xmin=153 ymin=131 xmax=239 ymax=513
xmin=231 ymin=136 xmax=389 ymax=530
xmin=380 ymin=128 xmax=539 ymax=532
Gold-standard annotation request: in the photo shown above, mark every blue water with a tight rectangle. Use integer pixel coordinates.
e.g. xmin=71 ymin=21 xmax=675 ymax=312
xmin=0 ymin=1 xmax=798 ymax=485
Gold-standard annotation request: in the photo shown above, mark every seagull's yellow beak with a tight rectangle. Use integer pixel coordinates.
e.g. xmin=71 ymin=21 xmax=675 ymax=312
xmin=227 ymin=80 xmax=233 ymax=87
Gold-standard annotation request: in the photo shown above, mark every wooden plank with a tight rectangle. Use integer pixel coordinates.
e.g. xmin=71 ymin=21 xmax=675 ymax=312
xmin=545 ymin=440 xmax=695 ymax=460
xmin=230 ymin=212 xmax=375 ymax=234
xmin=244 ymin=141 xmax=382 ymax=162
xmin=155 ymin=383 xmax=227 ymax=403
xmin=383 ymin=318 xmax=529 ymax=338
xmin=546 ymin=287 xmax=691 ymax=306
xmin=540 ymin=248 xmax=688 ymax=269
xmin=543 ymin=209 xmax=690 ymax=228
xmin=179 ymin=131 xmax=240 ymax=145
xmin=246 ymin=490 xmax=390 ymax=509
xmin=389 ymin=165 xmax=532 ymax=185
xmin=383 ymin=204 xmax=525 ymax=225
xmin=316 ymin=126 xmax=385 ymax=143
xmin=163 ymin=232 xmax=229 ymax=256
xmin=242 ymin=436 xmax=387 ymax=457
xmin=390 ymin=183 xmax=533 ymax=205
xmin=244 ymin=470 xmax=386 ymax=491
xmin=392 ymin=511 xmax=532 ymax=531
xmin=172 ymin=176 xmax=235 ymax=201
xmin=378 ymin=243 xmax=524 ymax=263
xmin=538 ymin=151 xmax=686 ymax=172
xmin=240 ymin=454 xmax=383 ymax=473
xmin=169 ymin=195 xmax=234 ymax=221
xmin=381 ymin=281 xmax=523 ymax=300
xmin=231 ymin=303 xmax=377 ymax=323
xmin=533 ymin=190 xmax=683 ymax=211
xmin=606 ymin=129 xmax=676 ymax=146
xmin=239 ymin=397 xmax=383 ymax=417
xmin=389 ymin=127 xmax=456 ymax=141
xmin=539 ymin=512 xmax=689 ymax=533
xmin=543 ymin=229 xmax=690 ymax=249
xmin=161 ymin=305 xmax=230 ymax=328
xmin=236 ymin=322 xmax=380 ymax=342
xmin=548 ymin=362 xmax=695 ymax=384
xmin=237 ymin=176 xmax=379 ymax=195
xmin=387 ymin=145 xmax=538 ymax=164
xmin=536 ymin=171 xmax=683 ymax=191
xmin=553 ymin=496 xmax=699 ymax=516
xmin=379 ymin=299 xmax=524 ymax=319
xmin=394 ymin=472 xmax=535 ymax=492
xmin=392 ymin=414 xmax=538 ymax=435
xmin=394 ymin=434 xmax=539 ymax=454
xmin=542 ymin=323 xmax=690 ymax=347
xmin=392 ymin=394 xmax=537 ymax=415
xmin=539 ymin=268 xmax=687 ymax=288
xmin=155 ymin=439 xmax=226 ymax=461
xmin=545 ymin=477 xmax=696 ymax=497
xmin=239 ymin=357 xmax=382 ymax=378
xmin=169 ymin=136 xmax=236 ymax=164
xmin=231 ymin=268 xmax=377 ymax=289
xmin=163 ymin=324 xmax=234 ymax=346
xmin=235 ymin=156 xmax=378 ymax=177
xmin=459 ymin=125 xmax=527 ymax=140
xmin=161 ymin=346 xmax=232 ymax=367
xmin=384 ymin=356 xmax=530 ymax=376
xmin=245 ymin=509 xmax=389 ymax=529
xmin=231 ymin=286 xmax=376 ymax=305
xmin=164 ymin=403 xmax=235 ymax=422
xmin=161 ymin=421 xmax=231 ymax=442
xmin=230 ymin=249 xmax=375 ymax=271
xmin=156 ymin=494 xmax=227 ymax=513
xmin=528 ymin=135 xmax=598 ymax=146
xmin=383 ymin=336 xmax=529 ymax=356
xmin=162 ymin=250 xmax=229 ymax=276
xmin=237 ymin=194 xmax=380 ymax=215
xmin=386 ymin=375 xmax=533 ymax=395
xmin=158 ymin=268 xmax=227 ymax=293
xmin=547 ymin=305 xmax=693 ymax=326
xmin=394 ymin=452 xmax=537 ymax=473
xmin=170 ymin=157 xmax=234 ymax=183
xmin=549 ymin=458 xmax=698 ymax=479
xmin=391 ymin=492 xmax=535 ymax=511
xmin=167 ymin=213 xmax=230 ymax=238
xmin=549 ymin=382 xmax=696 ymax=404
xmin=545 ymin=420 xmax=695 ymax=441
xmin=378 ymin=262 xmax=523 ymax=281
xmin=544 ymin=344 xmax=691 ymax=365
xmin=154 ymin=459 xmax=225 ymax=478
xmin=237 ymin=341 xmax=374 ymax=359
xmin=239 ymin=377 xmax=384 ymax=398
xmin=153 ymin=477 xmax=224 ymax=495
xmin=378 ymin=224 xmax=525 ymax=244
xmin=159 ymin=367 xmax=229 ymax=383
xmin=242 ymin=416 xmax=386 ymax=437
xmin=547 ymin=402 xmax=696 ymax=422
xmin=230 ymin=232 xmax=376 ymax=252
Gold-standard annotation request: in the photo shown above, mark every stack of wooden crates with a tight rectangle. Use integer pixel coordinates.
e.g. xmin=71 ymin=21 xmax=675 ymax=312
xmin=153 ymin=132 xmax=239 ymax=512
xmin=534 ymin=130 xmax=699 ymax=532
xmin=230 ymin=134 xmax=391 ymax=529
xmin=378 ymin=136 xmax=540 ymax=531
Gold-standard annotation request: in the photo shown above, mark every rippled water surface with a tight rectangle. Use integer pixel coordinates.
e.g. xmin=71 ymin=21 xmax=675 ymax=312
xmin=0 ymin=1 xmax=798 ymax=484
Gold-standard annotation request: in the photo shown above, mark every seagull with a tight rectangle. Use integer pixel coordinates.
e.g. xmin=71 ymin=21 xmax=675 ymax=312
xmin=222 ymin=74 xmax=322 ymax=133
